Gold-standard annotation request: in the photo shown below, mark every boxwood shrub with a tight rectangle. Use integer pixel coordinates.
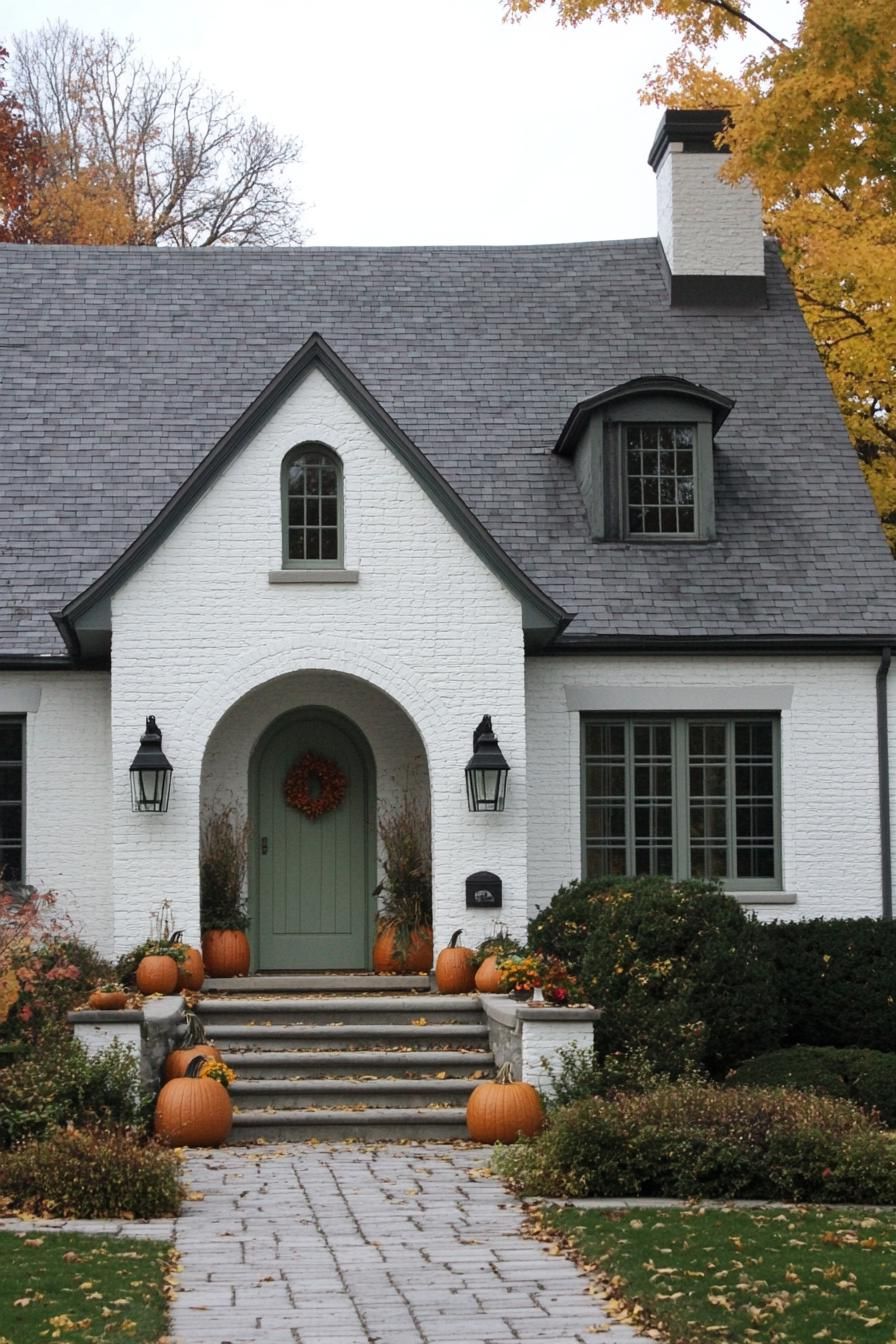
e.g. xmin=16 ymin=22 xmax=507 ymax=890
xmin=494 ymin=1082 xmax=896 ymax=1202
xmin=728 ymin=1045 xmax=896 ymax=1126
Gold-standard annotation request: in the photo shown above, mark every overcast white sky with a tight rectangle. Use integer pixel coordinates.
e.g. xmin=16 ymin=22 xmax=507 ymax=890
xmin=3 ymin=0 xmax=797 ymax=246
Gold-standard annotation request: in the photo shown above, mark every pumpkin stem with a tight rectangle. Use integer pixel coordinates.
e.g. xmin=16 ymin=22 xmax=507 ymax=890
xmin=181 ymin=1010 xmax=209 ymax=1048
xmin=449 ymin=928 xmax=463 ymax=948
xmin=496 ymin=1061 xmax=515 ymax=1084
xmin=185 ymin=1055 xmax=208 ymax=1078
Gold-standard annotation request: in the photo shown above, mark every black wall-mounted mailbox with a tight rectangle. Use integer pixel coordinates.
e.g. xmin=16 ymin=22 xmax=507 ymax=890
xmin=466 ymin=870 xmax=502 ymax=909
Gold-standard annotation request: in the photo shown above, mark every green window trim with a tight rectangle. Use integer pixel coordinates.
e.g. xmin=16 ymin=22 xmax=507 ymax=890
xmin=0 ymin=715 xmax=25 ymax=883
xmin=581 ymin=713 xmax=782 ymax=892
xmin=281 ymin=443 xmax=344 ymax=569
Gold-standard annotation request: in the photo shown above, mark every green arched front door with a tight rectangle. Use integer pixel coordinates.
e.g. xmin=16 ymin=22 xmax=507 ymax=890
xmin=251 ymin=709 xmax=375 ymax=971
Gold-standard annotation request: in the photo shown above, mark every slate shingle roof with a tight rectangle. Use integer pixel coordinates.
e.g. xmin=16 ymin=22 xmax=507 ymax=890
xmin=2 ymin=238 xmax=895 ymax=657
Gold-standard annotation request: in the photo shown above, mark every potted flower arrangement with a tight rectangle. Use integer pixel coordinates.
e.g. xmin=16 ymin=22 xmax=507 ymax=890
xmin=471 ymin=927 xmax=524 ymax=993
xmin=372 ymin=791 xmax=433 ymax=973
xmin=200 ymin=804 xmax=251 ymax=977
xmin=496 ymin=950 xmax=580 ymax=1005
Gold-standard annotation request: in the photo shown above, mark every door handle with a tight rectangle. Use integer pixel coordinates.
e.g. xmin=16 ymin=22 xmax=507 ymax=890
xmin=261 ymin=837 xmax=269 ymax=856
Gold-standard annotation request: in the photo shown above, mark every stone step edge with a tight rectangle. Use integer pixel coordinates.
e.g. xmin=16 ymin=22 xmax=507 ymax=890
xmin=200 ymin=995 xmax=480 ymax=1013
xmin=206 ymin=1024 xmax=489 ymax=1039
xmin=203 ymin=975 xmax=431 ymax=993
xmin=230 ymin=1106 xmax=469 ymax=1126
xmin=220 ymin=1049 xmax=493 ymax=1065
xmin=230 ymin=1078 xmax=481 ymax=1094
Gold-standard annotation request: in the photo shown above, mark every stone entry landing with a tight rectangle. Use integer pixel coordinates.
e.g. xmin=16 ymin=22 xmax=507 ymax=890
xmin=171 ymin=1143 xmax=640 ymax=1344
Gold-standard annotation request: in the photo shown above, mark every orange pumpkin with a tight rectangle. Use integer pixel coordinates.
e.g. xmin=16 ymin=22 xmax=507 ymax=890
xmin=435 ymin=929 xmax=475 ymax=993
xmin=154 ymin=1056 xmax=233 ymax=1147
xmin=202 ymin=929 xmax=250 ymax=978
xmin=164 ymin=1043 xmax=223 ymax=1081
xmin=474 ymin=954 xmax=504 ymax=994
xmin=87 ymin=990 xmax=127 ymax=1010
xmin=465 ymin=1062 xmax=544 ymax=1143
xmin=372 ymin=923 xmax=433 ymax=974
xmin=177 ymin=945 xmax=206 ymax=991
xmin=135 ymin=954 xmax=179 ymax=995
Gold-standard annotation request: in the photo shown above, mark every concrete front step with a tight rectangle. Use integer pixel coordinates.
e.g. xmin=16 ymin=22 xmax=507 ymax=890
xmin=220 ymin=1048 xmax=493 ymax=1078
xmin=231 ymin=1077 xmax=481 ymax=1109
xmin=204 ymin=973 xmax=430 ymax=995
xmin=229 ymin=1105 xmax=470 ymax=1142
xmin=206 ymin=1022 xmax=490 ymax=1051
xmin=200 ymin=994 xmax=481 ymax=1027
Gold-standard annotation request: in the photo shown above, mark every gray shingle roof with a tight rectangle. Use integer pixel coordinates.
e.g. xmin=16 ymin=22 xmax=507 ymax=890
xmin=2 ymin=238 xmax=895 ymax=657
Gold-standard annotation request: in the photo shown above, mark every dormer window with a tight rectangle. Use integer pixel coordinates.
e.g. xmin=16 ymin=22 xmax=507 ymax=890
xmin=554 ymin=377 xmax=733 ymax=544
xmin=282 ymin=444 xmax=343 ymax=567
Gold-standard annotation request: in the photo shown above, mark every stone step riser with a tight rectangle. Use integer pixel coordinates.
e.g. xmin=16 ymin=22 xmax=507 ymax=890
xmin=204 ymin=974 xmax=431 ymax=995
xmin=203 ymin=1007 xmax=483 ymax=1027
xmin=220 ymin=1049 xmax=493 ymax=1079
xmin=228 ymin=1108 xmax=470 ymax=1143
xmin=231 ymin=1079 xmax=481 ymax=1109
xmin=205 ymin=1024 xmax=489 ymax=1051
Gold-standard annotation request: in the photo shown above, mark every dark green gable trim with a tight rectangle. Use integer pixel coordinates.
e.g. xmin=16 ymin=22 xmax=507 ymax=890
xmin=54 ymin=332 xmax=570 ymax=656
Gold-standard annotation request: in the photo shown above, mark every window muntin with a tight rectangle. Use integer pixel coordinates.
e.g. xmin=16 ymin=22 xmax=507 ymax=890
xmin=583 ymin=715 xmax=780 ymax=890
xmin=282 ymin=447 xmax=342 ymax=567
xmin=625 ymin=423 xmax=696 ymax=536
xmin=0 ymin=718 xmax=24 ymax=882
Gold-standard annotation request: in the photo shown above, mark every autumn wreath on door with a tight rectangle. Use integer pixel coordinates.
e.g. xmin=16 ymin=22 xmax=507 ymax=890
xmin=283 ymin=751 xmax=348 ymax=821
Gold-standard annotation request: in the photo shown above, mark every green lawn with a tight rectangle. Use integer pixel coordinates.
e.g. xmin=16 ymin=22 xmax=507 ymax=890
xmin=0 ymin=1231 xmax=173 ymax=1344
xmin=543 ymin=1204 xmax=896 ymax=1344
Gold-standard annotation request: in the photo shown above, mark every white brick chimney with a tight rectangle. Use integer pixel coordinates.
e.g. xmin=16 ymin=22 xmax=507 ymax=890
xmin=648 ymin=109 xmax=766 ymax=306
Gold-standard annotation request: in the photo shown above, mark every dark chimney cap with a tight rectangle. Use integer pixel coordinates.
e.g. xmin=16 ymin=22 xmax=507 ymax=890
xmin=648 ymin=108 xmax=731 ymax=171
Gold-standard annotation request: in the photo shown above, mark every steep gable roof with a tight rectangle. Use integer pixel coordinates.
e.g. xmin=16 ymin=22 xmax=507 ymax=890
xmin=1 ymin=238 xmax=895 ymax=660
xmin=54 ymin=332 xmax=569 ymax=659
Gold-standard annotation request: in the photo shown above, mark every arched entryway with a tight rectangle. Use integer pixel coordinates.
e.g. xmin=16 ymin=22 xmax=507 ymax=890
xmin=250 ymin=707 xmax=376 ymax=970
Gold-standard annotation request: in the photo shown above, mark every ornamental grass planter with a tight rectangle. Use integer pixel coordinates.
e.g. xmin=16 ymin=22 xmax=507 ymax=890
xmin=202 ymin=929 xmax=250 ymax=978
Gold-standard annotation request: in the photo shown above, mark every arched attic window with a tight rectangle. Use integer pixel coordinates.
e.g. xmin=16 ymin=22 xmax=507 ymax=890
xmin=281 ymin=444 xmax=343 ymax=567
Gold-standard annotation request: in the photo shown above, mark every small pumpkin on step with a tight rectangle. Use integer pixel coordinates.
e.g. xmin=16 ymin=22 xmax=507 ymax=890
xmin=435 ymin=929 xmax=475 ymax=993
xmin=465 ymin=1062 xmax=544 ymax=1143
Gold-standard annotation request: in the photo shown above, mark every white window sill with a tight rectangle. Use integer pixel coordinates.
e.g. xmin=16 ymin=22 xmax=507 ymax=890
xmin=733 ymin=891 xmax=796 ymax=905
xmin=269 ymin=569 xmax=359 ymax=584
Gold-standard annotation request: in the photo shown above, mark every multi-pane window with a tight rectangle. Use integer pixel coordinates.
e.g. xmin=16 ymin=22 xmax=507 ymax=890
xmin=625 ymin=424 xmax=696 ymax=536
xmin=283 ymin=448 xmax=342 ymax=565
xmin=583 ymin=716 xmax=779 ymax=889
xmin=0 ymin=718 xmax=24 ymax=882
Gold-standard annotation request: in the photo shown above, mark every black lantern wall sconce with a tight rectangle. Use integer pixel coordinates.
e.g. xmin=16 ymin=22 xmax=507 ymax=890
xmin=129 ymin=716 xmax=173 ymax=813
xmin=465 ymin=715 xmax=510 ymax=813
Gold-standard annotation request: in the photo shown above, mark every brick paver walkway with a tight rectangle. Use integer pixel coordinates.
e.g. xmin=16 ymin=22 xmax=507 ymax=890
xmin=171 ymin=1143 xmax=640 ymax=1344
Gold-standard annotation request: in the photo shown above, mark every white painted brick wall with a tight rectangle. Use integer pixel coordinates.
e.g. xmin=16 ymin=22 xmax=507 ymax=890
xmin=655 ymin=146 xmax=765 ymax=276
xmin=0 ymin=671 xmax=112 ymax=952
xmin=109 ymin=367 xmax=528 ymax=958
xmin=521 ymin=1018 xmax=596 ymax=1095
xmin=526 ymin=653 xmax=891 ymax=923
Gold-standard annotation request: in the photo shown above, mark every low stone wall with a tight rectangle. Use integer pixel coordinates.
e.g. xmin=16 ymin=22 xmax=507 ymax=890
xmin=479 ymin=995 xmax=599 ymax=1096
xmin=68 ymin=996 xmax=186 ymax=1092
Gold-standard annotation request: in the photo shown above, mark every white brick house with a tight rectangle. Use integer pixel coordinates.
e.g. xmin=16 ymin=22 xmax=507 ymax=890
xmin=2 ymin=109 xmax=895 ymax=965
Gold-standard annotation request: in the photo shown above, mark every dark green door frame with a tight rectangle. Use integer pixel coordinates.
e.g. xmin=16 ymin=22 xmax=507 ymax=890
xmin=249 ymin=705 xmax=377 ymax=971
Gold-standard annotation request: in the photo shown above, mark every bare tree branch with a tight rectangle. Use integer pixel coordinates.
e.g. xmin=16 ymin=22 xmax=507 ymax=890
xmin=11 ymin=20 xmax=305 ymax=246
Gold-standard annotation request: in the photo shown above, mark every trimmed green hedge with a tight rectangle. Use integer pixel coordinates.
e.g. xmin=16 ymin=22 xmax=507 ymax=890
xmin=759 ymin=917 xmax=896 ymax=1052
xmin=0 ymin=1127 xmax=182 ymax=1218
xmin=728 ymin=1045 xmax=896 ymax=1126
